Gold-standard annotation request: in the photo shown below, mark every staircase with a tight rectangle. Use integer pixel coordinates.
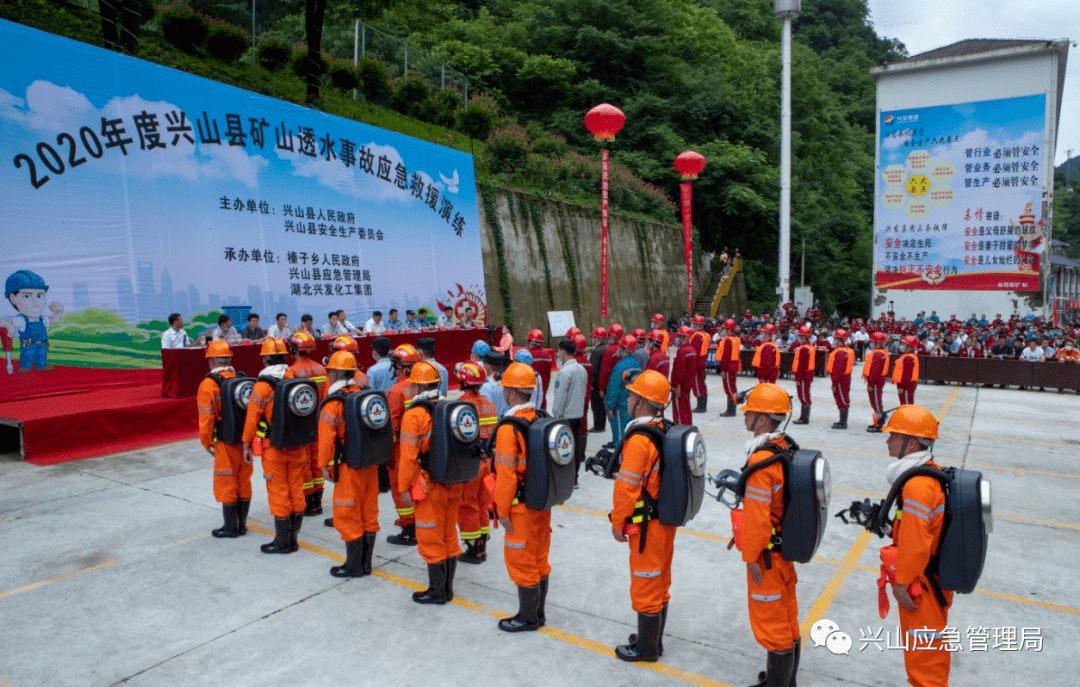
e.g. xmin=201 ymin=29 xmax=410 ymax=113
xmin=704 ymin=257 xmax=743 ymax=317
xmin=693 ymin=272 xmax=724 ymax=314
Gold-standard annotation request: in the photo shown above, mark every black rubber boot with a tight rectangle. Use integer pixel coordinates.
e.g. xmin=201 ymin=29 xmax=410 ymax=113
xmin=445 ymin=556 xmax=458 ymax=601
xmin=792 ymin=405 xmax=810 ymax=425
xmin=615 ymin=612 xmax=662 ymax=662
xmin=867 ymin=412 xmax=885 ymax=433
xmin=460 ymin=537 xmax=485 ymax=564
xmin=290 ymin=512 xmax=303 ymax=552
xmin=330 ymin=538 xmax=365 ymax=577
xmin=305 ymin=491 xmax=323 ymax=516
xmin=260 ymin=516 xmax=293 ymax=554
xmin=324 ymin=517 xmax=334 ymax=528
xmin=236 ymin=499 xmax=250 ymax=536
xmin=789 ymin=639 xmax=801 ymax=687
xmin=628 ymin=601 xmax=667 ymax=656
xmin=212 ymin=502 xmax=240 ymax=538
xmin=387 ymin=524 xmax=417 ymax=546
xmin=831 ymin=408 xmax=848 ymax=430
xmin=377 ymin=463 xmax=391 ymax=493
xmin=692 ymin=396 xmax=706 ymax=413
xmin=720 ymin=397 xmax=737 ymax=417
xmin=412 ymin=562 xmax=448 ymax=605
xmin=362 ymin=532 xmax=376 ymax=575
xmin=538 ymin=576 xmax=549 ymax=626
xmin=750 ymin=650 xmax=795 ymax=686
xmin=498 ymin=585 xmax=541 ymax=632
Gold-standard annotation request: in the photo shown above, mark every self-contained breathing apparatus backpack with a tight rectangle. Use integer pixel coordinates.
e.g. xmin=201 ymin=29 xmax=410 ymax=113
xmin=487 ymin=410 xmax=576 ymax=511
xmin=835 ymin=464 xmax=991 ymax=598
xmin=318 ymin=390 xmax=393 ymax=471
xmin=711 ymin=438 xmax=832 ymax=564
xmin=258 ymin=377 xmax=319 ymax=449
xmin=410 ymin=399 xmax=484 ymax=485
xmin=206 ymin=372 xmax=253 ymax=446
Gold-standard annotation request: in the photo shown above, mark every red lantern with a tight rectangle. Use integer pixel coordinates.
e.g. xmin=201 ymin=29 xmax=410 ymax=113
xmin=674 ymin=150 xmax=707 ymax=180
xmin=584 ymin=104 xmax=626 ymax=142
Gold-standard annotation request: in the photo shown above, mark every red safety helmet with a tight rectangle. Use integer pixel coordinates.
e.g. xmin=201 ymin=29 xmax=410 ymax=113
xmin=677 ymin=325 xmax=692 ymax=337
xmin=331 ymin=335 xmax=359 ymax=353
xmin=647 ymin=329 xmax=666 ymax=344
xmin=619 ymin=334 xmax=638 ymax=352
xmin=632 ymin=328 xmax=647 ymax=339
xmin=692 ymin=315 xmax=705 ymax=325
xmin=608 ymin=323 xmax=625 ymax=339
xmin=526 ymin=328 xmax=544 ymax=343
xmin=870 ymin=331 xmax=887 ymax=343
xmin=592 ymin=326 xmax=608 ymax=339
xmin=566 ymin=327 xmax=582 ymax=338
xmin=902 ymin=335 xmax=920 ymax=349
xmin=723 ymin=318 xmax=738 ymax=331
xmin=290 ymin=331 xmax=316 ymax=350
xmin=651 ymin=313 xmax=665 ymax=324
xmin=392 ymin=343 xmax=420 ymax=365
xmin=761 ymin=324 xmax=777 ymax=335
xmin=834 ymin=329 xmax=849 ymax=340
xmin=572 ymin=334 xmax=588 ymax=353
xmin=797 ymin=326 xmax=812 ymax=337
xmin=457 ymin=361 xmax=486 ymax=386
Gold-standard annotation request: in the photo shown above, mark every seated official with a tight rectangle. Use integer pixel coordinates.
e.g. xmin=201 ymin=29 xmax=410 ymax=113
xmin=161 ymin=313 xmax=194 ymax=349
xmin=239 ymin=313 xmax=267 ymax=343
xmin=267 ymin=313 xmax=293 ymax=341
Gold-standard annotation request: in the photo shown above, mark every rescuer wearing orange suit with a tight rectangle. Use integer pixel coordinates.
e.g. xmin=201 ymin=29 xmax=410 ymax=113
xmin=610 ymin=370 xmax=675 ymax=662
xmin=326 ymin=334 xmax=370 ymax=389
xmin=456 ymin=362 xmax=498 ymax=564
xmin=863 ymin=332 xmax=891 ymax=432
xmin=752 ymin=324 xmax=781 ymax=384
xmin=385 ymin=344 xmax=419 ymax=546
xmin=242 ymin=338 xmax=306 ymax=554
xmin=197 ymin=340 xmax=252 ymax=538
xmin=316 ymin=351 xmax=380 ymax=577
xmin=736 ymin=384 xmax=801 ymax=686
xmin=493 ymin=362 xmax=551 ymax=632
xmin=827 ymin=329 xmax=854 ymax=430
xmin=892 ymin=336 xmax=921 ymax=406
xmin=689 ymin=315 xmax=710 ymax=413
xmin=717 ymin=318 xmax=742 ymax=417
xmin=287 ymin=331 xmax=328 ymax=517
xmin=790 ymin=326 xmax=815 ymax=426
xmin=397 ymin=361 xmax=462 ymax=605
xmin=881 ymin=406 xmax=953 ymax=687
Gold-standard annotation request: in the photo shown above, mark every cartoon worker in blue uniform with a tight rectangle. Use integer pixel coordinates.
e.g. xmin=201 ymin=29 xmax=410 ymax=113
xmin=2 ymin=271 xmax=65 ymax=373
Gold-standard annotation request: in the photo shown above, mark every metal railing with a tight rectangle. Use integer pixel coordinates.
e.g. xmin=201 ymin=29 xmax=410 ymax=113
xmin=710 ymin=257 xmax=743 ymax=318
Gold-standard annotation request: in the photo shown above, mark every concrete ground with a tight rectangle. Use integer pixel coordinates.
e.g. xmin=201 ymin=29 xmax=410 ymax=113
xmin=1 ymin=372 xmax=1076 ymax=687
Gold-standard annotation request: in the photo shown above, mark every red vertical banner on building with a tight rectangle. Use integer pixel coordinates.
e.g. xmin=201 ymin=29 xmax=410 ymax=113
xmin=601 ymin=147 xmax=610 ymax=318
xmin=680 ymin=181 xmax=693 ymax=312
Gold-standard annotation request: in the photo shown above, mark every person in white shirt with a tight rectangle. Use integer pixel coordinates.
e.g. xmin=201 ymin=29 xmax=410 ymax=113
xmin=266 ymin=312 xmax=293 ymax=340
xmin=161 ymin=313 xmax=193 ymax=349
xmin=200 ymin=314 xmax=240 ymax=343
xmin=436 ymin=306 xmax=457 ymax=328
xmin=321 ymin=311 xmax=347 ymax=338
xmin=336 ymin=310 xmax=360 ymax=335
xmin=1020 ymin=340 xmax=1044 ymax=361
xmin=1041 ymin=338 xmax=1056 ymax=359
xmin=363 ymin=310 xmax=386 ymax=334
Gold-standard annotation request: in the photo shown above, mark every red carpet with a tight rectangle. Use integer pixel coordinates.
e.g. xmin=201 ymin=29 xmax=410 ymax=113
xmin=0 ymin=383 xmax=197 ymax=465
xmin=0 ymin=366 xmax=162 ymax=403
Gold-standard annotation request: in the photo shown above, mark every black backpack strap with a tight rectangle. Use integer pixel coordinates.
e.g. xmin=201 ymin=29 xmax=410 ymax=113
xmin=487 ymin=416 xmax=534 ymax=510
xmin=615 ymin=422 xmax=671 ymax=553
xmin=405 ymin=399 xmax=435 ymax=469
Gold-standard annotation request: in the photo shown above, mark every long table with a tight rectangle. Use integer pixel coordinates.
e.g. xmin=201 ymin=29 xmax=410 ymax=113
xmin=161 ymin=328 xmax=496 ymax=398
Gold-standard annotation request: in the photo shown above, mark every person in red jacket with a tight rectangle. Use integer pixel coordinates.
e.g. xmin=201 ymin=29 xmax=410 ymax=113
xmin=197 ymin=340 xmax=252 ymax=539
xmin=456 ymin=362 xmax=498 ymax=564
xmin=671 ymin=326 xmax=697 ymax=425
xmin=597 ymin=323 xmax=625 ymax=402
xmin=717 ymin=318 xmax=742 ymax=417
xmin=649 ymin=313 xmax=670 ymax=351
xmin=288 ymin=331 xmax=328 ymax=517
xmin=526 ymin=328 xmax=553 ymax=410
xmin=892 ymin=336 xmax=921 ymax=406
xmin=880 ymin=406 xmax=953 ymax=687
xmin=689 ymin=315 xmax=710 ymax=413
xmin=385 ymin=344 xmax=419 ymax=546
xmin=827 ymin=330 xmax=854 ymax=429
xmin=645 ymin=329 xmax=670 ymax=377
xmin=790 ymin=326 xmax=815 ymax=425
xmin=864 ymin=332 xmax=891 ymax=432
xmin=752 ymin=324 xmax=780 ymax=384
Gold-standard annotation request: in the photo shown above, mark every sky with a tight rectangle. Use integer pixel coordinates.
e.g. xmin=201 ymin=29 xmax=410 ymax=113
xmin=866 ymin=0 xmax=1078 ymax=167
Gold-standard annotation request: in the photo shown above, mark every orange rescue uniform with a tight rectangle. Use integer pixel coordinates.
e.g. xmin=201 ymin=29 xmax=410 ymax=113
xmin=197 ymin=369 xmax=253 ymax=504
xmin=891 ymin=460 xmax=953 ymax=687
xmin=317 ymin=384 xmax=380 ymax=541
xmin=742 ymin=436 xmax=799 ymax=652
xmin=494 ymin=407 xmax=552 ymax=587
xmin=612 ymin=420 xmax=675 ymax=614
xmin=387 ymin=374 xmax=416 ymax=527
xmin=457 ymin=389 xmax=498 ymax=541
xmin=397 ymin=402 xmax=462 ymax=564
xmin=242 ymin=370 xmax=308 ymax=519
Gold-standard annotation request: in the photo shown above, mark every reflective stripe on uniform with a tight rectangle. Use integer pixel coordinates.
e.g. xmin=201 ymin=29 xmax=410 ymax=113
xmin=214 ymin=470 xmax=232 ymax=476
xmin=198 ymin=406 xmax=215 ymax=414
xmin=616 ymin=474 xmax=642 ymax=486
xmin=480 ymin=526 xmax=490 ymax=535
xmin=460 ymin=530 xmax=481 ymax=540
xmin=494 ymin=453 xmax=517 ymax=468
xmin=319 ymin=412 xmax=341 ymax=425
xmin=264 ymin=474 xmax=272 ymax=480
xmin=619 ymin=469 xmax=643 ymax=479
xmin=505 ymin=541 xmax=526 ymax=549
xmin=415 ymin=521 xmax=437 ymax=529
xmin=418 ymin=431 xmax=432 ymax=443
xmin=250 ymin=394 xmax=267 ymax=408
xmin=334 ymin=500 xmax=355 ymax=507
xmin=751 ymin=593 xmax=782 ymax=602
xmin=396 ymin=507 xmax=414 ymax=516
xmin=633 ymin=570 xmax=661 ymax=578
xmin=303 ymin=481 xmax=313 ymax=490
xmin=746 ymin=493 xmax=771 ymax=503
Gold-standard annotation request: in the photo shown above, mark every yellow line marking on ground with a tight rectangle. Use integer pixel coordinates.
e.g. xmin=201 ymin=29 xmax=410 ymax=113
xmin=0 ymin=558 xmax=122 ymax=601
xmin=799 ymin=530 xmax=874 ymax=641
xmin=250 ymin=524 xmax=733 ymax=686
xmin=935 ymin=386 xmax=959 ymax=421
xmin=973 ymin=589 xmax=1080 ymax=615
xmin=940 ymin=430 xmax=1072 ymax=448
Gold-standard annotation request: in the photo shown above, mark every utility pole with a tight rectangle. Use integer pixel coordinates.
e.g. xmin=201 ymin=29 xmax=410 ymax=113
xmin=774 ymin=0 xmax=801 ymax=307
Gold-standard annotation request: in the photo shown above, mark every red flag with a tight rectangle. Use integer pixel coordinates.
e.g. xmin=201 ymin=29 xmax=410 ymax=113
xmin=601 ymin=148 xmax=610 ymax=318
xmin=680 ymin=182 xmax=693 ymax=312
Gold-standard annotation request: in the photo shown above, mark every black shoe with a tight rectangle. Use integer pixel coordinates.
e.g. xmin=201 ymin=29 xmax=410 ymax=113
xmin=460 ymin=537 xmax=487 ymax=564
xmin=692 ymin=397 xmax=707 ymax=413
xmin=260 ymin=516 xmax=293 ymax=554
xmin=627 ymin=601 xmax=667 ymax=656
xmin=362 ymin=532 xmax=376 ymax=576
xmin=792 ymin=405 xmax=810 ymax=425
xmin=831 ymin=408 xmax=848 ymax=430
xmin=789 ymin=639 xmax=801 ymax=687
xmin=290 ymin=512 xmax=303 ymax=552
xmin=538 ymin=576 xmax=549 ymax=626
xmin=324 ymin=517 xmax=334 ymax=528
xmin=750 ymin=650 xmax=795 ymax=687
xmin=305 ymin=491 xmax=323 ymax=516
xmin=378 ymin=463 xmax=391 ymax=493
xmin=330 ymin=537 xmax=365 ymax=577
xmin=589 ymin=427 xmax=606 ymax=434
xmin=212 ymin=502 xmax=240 ymax=538
xmin=615 ymin=612 xmax=662 ymax=662
xmin=412 ymin=562 xmax=448 ymax=605
xmin=236 ymin=498 xmax=250 ymax=536
xmin=720 ymin=398 xmax=737 ymax=417
xmin=387 ymin=524 xmax=417 ymax=546
xmin=498 ymin=585 xmax=541 ymax=632
xmin=445 ymin=556 xmax=458 ymax=601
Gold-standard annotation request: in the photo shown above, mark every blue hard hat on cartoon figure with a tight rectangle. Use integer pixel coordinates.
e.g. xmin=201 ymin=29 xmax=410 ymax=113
xmin=5 ymin=270 xmax=49 ymax=298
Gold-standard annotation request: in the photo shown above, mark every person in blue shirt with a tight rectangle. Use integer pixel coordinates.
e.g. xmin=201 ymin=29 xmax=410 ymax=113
xmin=416 ymin=337 xmax=448 ymax=397
xmin=480 ymin=352 xmax=508 ymax=416
xmin=470 ymin=339 xmax=491 ymax=363
xmin=605 ymin=335 xmax=642 ymax=444
xmin=514 ymin=348 xmax=543 ymax=407
xmin=385 ymin=308 xmax=404 ymax=331
xmin=2 ymin=270 xmax=64 ymax=373
xmin=367 ymin=337 xmax=395 ymax=392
